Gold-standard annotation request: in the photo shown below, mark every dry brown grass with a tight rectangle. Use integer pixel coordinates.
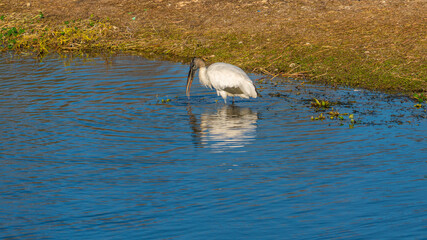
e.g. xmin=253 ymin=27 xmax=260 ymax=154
xmin=1 ymin=0 xmax=426 ymax=94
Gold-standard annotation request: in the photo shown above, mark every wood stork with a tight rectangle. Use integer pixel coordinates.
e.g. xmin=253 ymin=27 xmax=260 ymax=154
xmin=186 ymin=57 xmax=258 ymax=103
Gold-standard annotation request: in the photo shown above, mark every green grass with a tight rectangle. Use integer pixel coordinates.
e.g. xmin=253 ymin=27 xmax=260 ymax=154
xmin=0 ymin=13 xmax=116 ymax=55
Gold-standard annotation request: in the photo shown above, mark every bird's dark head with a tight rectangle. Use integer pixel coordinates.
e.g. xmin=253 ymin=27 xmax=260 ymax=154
xmin=186 ymin=57 xmax=206 ymax=97
xmin=191 ymin=57 xmax=206 ymax=70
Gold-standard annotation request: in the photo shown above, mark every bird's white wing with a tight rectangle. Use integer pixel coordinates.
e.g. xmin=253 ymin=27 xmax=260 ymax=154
xmin=207 ymin=63 xmax=257 ymax=98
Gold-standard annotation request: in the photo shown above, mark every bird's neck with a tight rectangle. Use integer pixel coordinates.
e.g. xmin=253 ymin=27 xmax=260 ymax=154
xmin=198 ymin=67 xmax=211 ymax=88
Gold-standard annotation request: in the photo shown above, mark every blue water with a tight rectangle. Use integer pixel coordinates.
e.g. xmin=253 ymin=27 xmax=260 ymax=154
xmin=0 ymin=54 xmax=426 ymax=239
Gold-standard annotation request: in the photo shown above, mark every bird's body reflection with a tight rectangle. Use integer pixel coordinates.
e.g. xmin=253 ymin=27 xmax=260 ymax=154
xmin=187 ymin=105 xmax=258 ymax=152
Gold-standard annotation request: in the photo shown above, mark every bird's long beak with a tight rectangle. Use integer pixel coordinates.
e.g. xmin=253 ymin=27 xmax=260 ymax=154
xmin=186 ymin=67 xmax=195 ymax=97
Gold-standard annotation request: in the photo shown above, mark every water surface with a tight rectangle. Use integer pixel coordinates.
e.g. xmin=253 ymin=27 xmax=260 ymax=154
xmin=0 ymin=53 xmax=426 ymax=239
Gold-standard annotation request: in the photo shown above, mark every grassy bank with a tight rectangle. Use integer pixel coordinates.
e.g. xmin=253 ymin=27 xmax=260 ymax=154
xmin=1 ymin=0 xmax=425 ymax=96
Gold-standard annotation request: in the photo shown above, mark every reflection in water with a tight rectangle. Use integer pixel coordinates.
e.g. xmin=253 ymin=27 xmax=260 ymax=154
xmin=188 ymin=105 xmax=258 ymax=151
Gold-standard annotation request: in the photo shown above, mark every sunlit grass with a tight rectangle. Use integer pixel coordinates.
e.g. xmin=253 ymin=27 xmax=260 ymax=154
xmin=1 ymin=0 xmax=425 ymax=98
xmin=0 ymin=13 xmax=116 ymax=55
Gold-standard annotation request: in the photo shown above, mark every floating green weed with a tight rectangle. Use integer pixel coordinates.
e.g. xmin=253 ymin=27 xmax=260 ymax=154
xmin=327 ymin=109 xmax=340 ymax=119
xmin=311 ymin=113 xmax=325 ymax=121
xmin=311 ymin=98 xmax=331 ymax=110
xmin=311 ymin=108 xmax=355 ymax=127
xmin=349 ymin=114 xmax=356 ymax=128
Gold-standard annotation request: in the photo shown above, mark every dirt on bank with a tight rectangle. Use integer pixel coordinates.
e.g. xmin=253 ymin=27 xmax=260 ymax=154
xmin=1 ymin=0 xmax=426 ymax=95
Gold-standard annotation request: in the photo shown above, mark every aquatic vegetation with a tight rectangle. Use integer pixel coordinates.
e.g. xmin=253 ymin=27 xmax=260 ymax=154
xmin=347 ymin=114 xmax=358 ymax=128
xmin=311 ymin=113 xmax=325 ymax=121
xmin=349 ymin=114 xmax=355 ymax=122
xmin=158 ymin=96 xmax=178 ymax=104
xmin=311 ymin=106 xmax=357 ymax=128
xmin=311 ymin=98 xmax=331 ymax=110
xmin=327 ymin=109 xmax=340 ymax=119
xmin=414 ymin=104 xmax=423 ymax=109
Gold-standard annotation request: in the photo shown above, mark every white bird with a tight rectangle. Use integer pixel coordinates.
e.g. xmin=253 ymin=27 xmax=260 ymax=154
xmin=186 ymin=57 xmax=258 ymax=103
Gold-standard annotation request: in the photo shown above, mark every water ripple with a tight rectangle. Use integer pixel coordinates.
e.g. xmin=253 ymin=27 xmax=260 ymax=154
xmin=0 ymin=53 xmax=426 ymax=239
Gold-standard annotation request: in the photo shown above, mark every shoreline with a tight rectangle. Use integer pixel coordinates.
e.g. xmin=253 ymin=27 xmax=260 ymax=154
xmin=1 ymin=0 xmax=425 ymax=97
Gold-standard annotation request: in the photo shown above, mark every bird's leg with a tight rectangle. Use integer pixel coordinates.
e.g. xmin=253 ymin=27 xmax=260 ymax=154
xmin=219 ymin=91 xmax=227 ymax=104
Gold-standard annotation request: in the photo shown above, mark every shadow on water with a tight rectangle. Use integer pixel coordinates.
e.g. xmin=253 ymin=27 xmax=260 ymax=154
xmin=0 ymin=53 xmax=426 ymax=239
